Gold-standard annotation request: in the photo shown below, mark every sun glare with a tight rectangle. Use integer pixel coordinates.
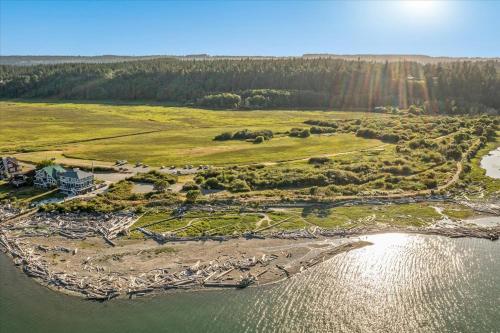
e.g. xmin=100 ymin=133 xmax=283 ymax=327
xmin=394 ymin=0 xmax=448 ymax=26
xmin=402 ymin=0 xmax=436 ymax=13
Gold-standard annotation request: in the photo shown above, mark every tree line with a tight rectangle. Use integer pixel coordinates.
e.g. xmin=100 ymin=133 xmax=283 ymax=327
xmin=1 ymin=58 xmax=499 ymax=114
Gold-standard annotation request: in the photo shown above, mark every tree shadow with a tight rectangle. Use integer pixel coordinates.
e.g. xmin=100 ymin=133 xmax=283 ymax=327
xmin=301 ymin=205 xmax=331 ymax=218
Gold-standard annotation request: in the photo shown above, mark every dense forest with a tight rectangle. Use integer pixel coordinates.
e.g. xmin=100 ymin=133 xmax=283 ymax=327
xmin=0 ymin=58 xmax=499 ymax=114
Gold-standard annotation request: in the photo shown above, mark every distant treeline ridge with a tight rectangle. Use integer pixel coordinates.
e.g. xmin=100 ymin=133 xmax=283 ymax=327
xmin=0 ymin=58 xmax=498 ymax=114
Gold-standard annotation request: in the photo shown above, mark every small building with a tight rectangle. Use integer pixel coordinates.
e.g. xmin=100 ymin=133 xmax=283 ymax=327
xmin=0 ymin=157 xmax=21 ymax=179
xmin=59 ymin=168 xmax=95 ymax=195
xmin=34 ymin=165 xmax=66 ymax=188
xmin=9 ymin=174 xmax=29 ymax=187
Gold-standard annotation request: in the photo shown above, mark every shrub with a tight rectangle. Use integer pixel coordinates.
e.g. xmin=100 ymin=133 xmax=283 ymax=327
xmin=380 ymin=133 xmax=400 ymax=143
xmin=181 ymin=181 xmax=200 ymax=191
xmin=214 ymin=132 xmax=233 ymax=141
xmin=185 ymin=190 xmax=200 ymax=204
xmin=356 ymin=128 xmax=378 ymax=139
xmin=36 ymin=159 xmax=55 ymax=168
xmin=203 ymin=177 xmax=224 ymax=190
xmin=443 ymin=146 xmax=462 ymax=160
xmin=253 ymin=136 xmax=265 ymax=144
xmin=308 ymin=157 xmax=331 ymax=164
xmin=228 ymin=179 xmax=251 ymax=192
xmin=128 ymin=170 xmax=176 ymax=185
xmin=310 ymin=126 xmax=336 ymax=134
xmin=244 ymin=95 xmax=268 ymax=109
xmin=198 ymin=93 xmax=241 ymax=109
xmin=298 ymin=128 xmax=311 ymax=138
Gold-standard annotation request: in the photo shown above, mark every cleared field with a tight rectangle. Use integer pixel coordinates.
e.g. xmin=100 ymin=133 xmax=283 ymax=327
xmin=0 ymin=101 xmax=386 ymax=166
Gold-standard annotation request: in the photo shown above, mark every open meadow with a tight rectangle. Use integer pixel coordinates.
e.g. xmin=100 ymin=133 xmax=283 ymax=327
xmin=0 ymin=101 xmax=387 ymax=166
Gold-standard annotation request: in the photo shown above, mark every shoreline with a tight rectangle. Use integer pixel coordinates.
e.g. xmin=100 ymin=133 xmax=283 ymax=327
xmin=1 ymin=224 xmax=498 ymax=301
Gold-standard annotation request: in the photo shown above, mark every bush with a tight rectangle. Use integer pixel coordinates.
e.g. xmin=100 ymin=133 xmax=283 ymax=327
xmin=253 ymin=136 xmax=265 ymax=144
xmin=380 ymin=133 xmax=400 ymax=143
xmin=181 ymin=181 xmax=200 ymax=191
xmin=408 ymin=105 xmax=423 ymax=115
xmin=304 ymin=120 xmax=338 ymax=128
xmin=356 ymin=128 xmax=378 ymax=139
xmin=203 ymin=177 xmax=224 ymax=190
xmin=308 ymin=157 xmax=330 ymax=164
xmin=244 ymin=95 xmax=268 ymax=109
xmin=198 ymin=93 xmax=241 ymax=109
xmin=36 ymin=159 xmax=55 ymax=169
xmin=290 ymin=128 xmax=310 ymax=138
xmin=215 ymin=129 xmax=273 ymax=141
xmin=310 ymin=126 xmax=336 ymax=134
xmin=185 ymin=190 xmax=200 ymax=203
xmin=128 ymin=170 xmax=176 ymax=185
xmin=214 ymin=132 xmax=233 ymax=141
xmin=423 ymin=179 xmax=438 ymax=189
xmin=228 ymin=179 xmax=251 ymax=192
xmin=443 ymin=146 xmax=462 ymax=160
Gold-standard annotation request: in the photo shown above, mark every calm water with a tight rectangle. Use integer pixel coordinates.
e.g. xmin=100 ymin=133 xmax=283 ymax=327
xmin=1 ymin=234 xmax=499 ymax=333
xmin=481 ymin=147 xmax=500 ymax=179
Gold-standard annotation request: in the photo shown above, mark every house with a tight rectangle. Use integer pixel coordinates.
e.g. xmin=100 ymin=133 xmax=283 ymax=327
xmin=34 ymin=165 xmax=66 ymax=188
xmin=59 ymin=168 xmax=95 ymax=195
xmin=10 ymin=174 xmax=29 ymax=187
xmin=0 ymin=157 xmax=21 ymax=179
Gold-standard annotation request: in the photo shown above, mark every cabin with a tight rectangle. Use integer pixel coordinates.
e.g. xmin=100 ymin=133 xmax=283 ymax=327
xmin=59 ymin=168 xmax=95 ymax=195
xmin=34 ymin=165 xmax=66 ymax=189
xmin=0 ymin=157 xmax=21 ymax=180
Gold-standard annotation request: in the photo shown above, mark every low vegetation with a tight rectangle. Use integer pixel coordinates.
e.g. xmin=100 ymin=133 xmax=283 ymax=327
xmin=195 ymin=115 xmax=497 ymax=197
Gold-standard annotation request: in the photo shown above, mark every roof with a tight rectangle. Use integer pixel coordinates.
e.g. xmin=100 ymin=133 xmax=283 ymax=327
xmin=60 ymin=168 xmax=93 ymax=180
xmin=1 ymin=157 xmax=19 ymax=166
xmin=1 ymin=156 xmax=18 ymax=163
xmin=39 ymin=165 xmax=66 ymax=178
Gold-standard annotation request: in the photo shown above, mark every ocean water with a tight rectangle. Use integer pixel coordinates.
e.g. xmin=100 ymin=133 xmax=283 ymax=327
xmin=1 ymin=233 xmax=499 ymax=333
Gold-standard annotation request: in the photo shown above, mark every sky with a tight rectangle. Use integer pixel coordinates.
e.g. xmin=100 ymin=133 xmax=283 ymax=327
xmin=1 ymin=0 xmax=499 ymax=57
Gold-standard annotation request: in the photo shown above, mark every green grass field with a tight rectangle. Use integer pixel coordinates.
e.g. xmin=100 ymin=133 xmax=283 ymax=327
xmin=0 ymin=101 xmax=386 ymax=166
xmin=127 ymin=202 xmax=478 ymax=238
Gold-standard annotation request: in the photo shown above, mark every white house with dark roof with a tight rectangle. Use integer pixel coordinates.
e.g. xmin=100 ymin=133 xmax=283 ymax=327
xmin=34 ymin=165 xmax=66 ymax=188
xmin=59 ymin=168 xmax=95 ymax=195
xmin=0 ymin=157 xmax=21 ymax=179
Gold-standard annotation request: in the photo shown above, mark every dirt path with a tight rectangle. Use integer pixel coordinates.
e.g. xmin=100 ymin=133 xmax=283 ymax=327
xmin=254 ymin=213 xmax=271 ymax=229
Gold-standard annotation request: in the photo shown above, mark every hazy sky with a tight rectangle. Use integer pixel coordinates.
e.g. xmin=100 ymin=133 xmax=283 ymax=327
xmin=1 ymin=0 xmax=499 ymax=57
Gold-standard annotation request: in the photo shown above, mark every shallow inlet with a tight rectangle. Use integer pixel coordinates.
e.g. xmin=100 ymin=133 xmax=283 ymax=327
xmin=1 ymin=234 xmax=499 ymax=333
xmin=480 ymin=147 xmax=500 ymax=179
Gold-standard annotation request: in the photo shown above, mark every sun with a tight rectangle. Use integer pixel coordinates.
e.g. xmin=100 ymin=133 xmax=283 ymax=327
xmin=395 ymin=0 xmax=446 ymax=23
xmin=402 ymin=0 xmax=437 ymax=13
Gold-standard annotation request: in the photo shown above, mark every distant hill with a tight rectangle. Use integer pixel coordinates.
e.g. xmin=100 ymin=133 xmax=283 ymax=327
xmin=301 ymin=54 xmax=500 ymax=64
xmin=0 ymin=55 xmax=173 ymax=66
xmin=2 ymin=54 xmax=498 ymax=66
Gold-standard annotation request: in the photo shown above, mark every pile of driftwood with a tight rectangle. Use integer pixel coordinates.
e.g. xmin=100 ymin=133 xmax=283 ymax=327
xmin=267 ymin=225 xmax=500 ymax=241
xmin=0 ymin=231 xmax=275 ymax=300
xmin=418 ymin=225 xmax=499 ymax=240
xmin=456 ymin=199 xmax=500 ymax=215
xmin=125 ymin=255 xmax=270 ymax=296
xmin=4 ymin=212 xmax=137 ymax=244
xmin=269 ymin=229 xmax=317 ymax=240
xmin=138 ymin=227 xmax=230 ymax=243
xmin=0 ymin=205 xmax=21 ymax=221
xmin=0 ymin=231 xmax=120 ymax=300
